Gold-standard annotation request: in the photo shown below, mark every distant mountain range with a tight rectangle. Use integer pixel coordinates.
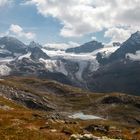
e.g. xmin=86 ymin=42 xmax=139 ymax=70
xmin=66 ymin=40 xmax=104 ymax=53
xmin=0 ymin=32 xmax=140 ymax=96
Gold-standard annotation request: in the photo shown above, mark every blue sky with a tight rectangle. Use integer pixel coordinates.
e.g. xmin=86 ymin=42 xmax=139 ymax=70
xmin=0 ymin=0 xmax=111 ymax=45
xmin=0 ymin=0 xmax=139 ymax=48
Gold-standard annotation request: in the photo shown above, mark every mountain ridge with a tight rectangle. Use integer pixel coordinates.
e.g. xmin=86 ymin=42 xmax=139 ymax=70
xmin=66 ymin=40 xmax=104 ymax=53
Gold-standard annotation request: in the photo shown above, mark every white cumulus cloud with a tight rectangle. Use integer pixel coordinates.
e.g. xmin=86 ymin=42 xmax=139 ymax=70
xmin=104 ymin=27 xmax=131 ymax=43
xmin=105 ymin=26 xmax=140 ymax=43
xmin=44 ymin=41 xmax=79 ymax=50
xmin=23 ymin=0 xmax=140 ymax=42
xmin=9 ymin=24 xmax=36 ymax=40
xmin=0 ymin=24 xmax=36 ymax=40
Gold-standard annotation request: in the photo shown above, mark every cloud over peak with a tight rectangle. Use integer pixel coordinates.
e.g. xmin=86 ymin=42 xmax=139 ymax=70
xmin=44 ymin=41 xmax=79 ymax=50
xmin=0 ymin=24 xmax=36 ymax=41
xmin=9 ymin=24 xmax=36 ymax=40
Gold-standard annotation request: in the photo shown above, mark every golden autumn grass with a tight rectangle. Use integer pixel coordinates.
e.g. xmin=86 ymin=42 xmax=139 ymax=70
xmin=0 ymin=77 xmax=139 ymax=140
xmin=0 ymin=95 xmax=140 ymax=140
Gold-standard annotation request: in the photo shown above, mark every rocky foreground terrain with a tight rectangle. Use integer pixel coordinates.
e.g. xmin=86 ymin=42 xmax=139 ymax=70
xmin=0 ymin=77 xmax=139 ymax=140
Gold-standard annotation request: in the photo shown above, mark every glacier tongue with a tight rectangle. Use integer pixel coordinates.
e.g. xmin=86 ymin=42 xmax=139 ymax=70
xmin=75 ymin=61 xmax=89 ymax=81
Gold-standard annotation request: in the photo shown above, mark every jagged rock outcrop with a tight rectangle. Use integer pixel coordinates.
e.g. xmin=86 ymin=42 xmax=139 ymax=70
xmin=30 ymin=47 xmax=50 ymax=61
xmin=0 ymin=84 xmax=54 ymax=111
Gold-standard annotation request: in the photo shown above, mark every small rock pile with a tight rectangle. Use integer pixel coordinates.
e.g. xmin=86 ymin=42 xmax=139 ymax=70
xmin=70 ymin=134 xmax=122 ymax=140
xmin=70 ymin=134 xmax=99 ymax=140
xmin=0 ymin=104 xmax=13 ymax=111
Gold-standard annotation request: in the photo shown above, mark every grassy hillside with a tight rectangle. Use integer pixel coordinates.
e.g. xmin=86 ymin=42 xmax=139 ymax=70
xmin=0 ymin=76 xmax=139 ymax=139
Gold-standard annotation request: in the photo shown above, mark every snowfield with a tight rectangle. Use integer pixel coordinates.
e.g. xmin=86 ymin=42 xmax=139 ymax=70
xmin=40 ymin=45 xmax=119 ymax=81
xmin=42 ymin=45 xmax=119 ymax=60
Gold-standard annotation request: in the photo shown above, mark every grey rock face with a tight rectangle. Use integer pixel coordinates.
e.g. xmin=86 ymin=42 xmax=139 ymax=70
xmin=0 ymin=36 xmax=27 ymax=54
xmin=30 ymin=47 xmax=50 ymax=61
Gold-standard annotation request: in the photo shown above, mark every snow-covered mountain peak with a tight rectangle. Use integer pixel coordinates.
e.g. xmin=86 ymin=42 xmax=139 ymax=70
xmin=130 ymin=31 xmax=140 ymax=43
xmin=29 ymin=41 xmax=42 ymax=48
xmin=112 ymin=42 xmax=121 ymax=47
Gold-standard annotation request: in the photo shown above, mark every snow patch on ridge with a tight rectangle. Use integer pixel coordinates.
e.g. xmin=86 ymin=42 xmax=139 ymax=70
xmin=0 ymin=57 xmax=14 ymax=63
xmin=0 ymin=65 xmax=11 ymax=76
xmin=90 ymin=46 xmax=120 ymax=58
xmin=126 ymin=50 xmax=140 ymax=61
xmin=18 ymin=52 xmax=31 ymax=60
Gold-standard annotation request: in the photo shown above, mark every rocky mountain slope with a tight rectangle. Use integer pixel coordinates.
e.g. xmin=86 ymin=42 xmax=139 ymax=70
xmin=0 ymin=36 xmax=27 ymax=55
xmin=108 ymin=31 xmax=140 ymax=62
xmin=87 ymin=32 xmax=140 ymax=96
